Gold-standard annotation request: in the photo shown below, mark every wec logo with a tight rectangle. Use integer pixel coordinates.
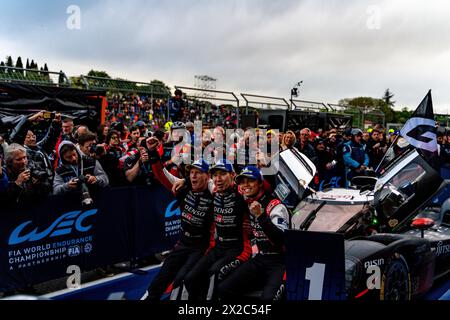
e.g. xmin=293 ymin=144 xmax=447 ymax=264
xmin=165 ymin=200 xmax=181 ymax=218
xmin=8 ymin=210 xmax=97 ymax=245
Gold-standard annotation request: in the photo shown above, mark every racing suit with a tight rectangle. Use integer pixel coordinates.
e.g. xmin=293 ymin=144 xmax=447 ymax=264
xmin=218 ymin=191 xmax=289 ymax=300
xmin=183 ymin=185 xmax=252 ymax=300
xmin=144 ymin=155 xmax=214 ymax=301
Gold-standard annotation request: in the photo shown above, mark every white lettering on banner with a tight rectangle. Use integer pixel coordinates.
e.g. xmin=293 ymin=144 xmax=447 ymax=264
xmin=7 ymin=236 xmax=94 ymax=270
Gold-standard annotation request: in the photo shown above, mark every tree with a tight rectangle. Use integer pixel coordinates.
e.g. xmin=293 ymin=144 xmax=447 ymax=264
xmin=26 ymin=58 xmax=30 ymax=69
xmin=16 ymin=56 xmax=24 ymax=76
xmin=6 ymin=56 xmax=13 ymax=67
xmin=0 ymin=61 xmax=5 ymax=74
xmin=87 ymin=70 xmax=111 ymax=78
xmin=382 ymin=89 xmax=396 ymax=108
xmin=41 ymin=63 xmax=49 ymax=80
xmin=150 ymin=79 xmax=171 ymax=96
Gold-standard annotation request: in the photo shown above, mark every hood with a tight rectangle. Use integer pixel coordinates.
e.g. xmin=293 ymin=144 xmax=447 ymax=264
xmin=58 ymin=140 xmax=82 ymax=166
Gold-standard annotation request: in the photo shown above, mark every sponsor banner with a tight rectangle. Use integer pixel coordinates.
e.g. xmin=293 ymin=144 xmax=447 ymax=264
xmin=133 ymin=185 xmax=181 ymax=259
xmin=0 ymin=186 xmax=180 ymax=291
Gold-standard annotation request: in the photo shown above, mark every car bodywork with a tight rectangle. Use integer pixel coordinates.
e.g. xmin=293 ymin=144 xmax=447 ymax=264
xmin=277 ymin=148 xmax=450 ymax=300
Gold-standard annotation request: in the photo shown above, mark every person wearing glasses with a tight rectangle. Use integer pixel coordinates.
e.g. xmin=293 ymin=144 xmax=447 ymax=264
xmin=294 ymin=128 xmax=318 ymax=165
xmin=98 ymin=130 xmax=126 ymax=186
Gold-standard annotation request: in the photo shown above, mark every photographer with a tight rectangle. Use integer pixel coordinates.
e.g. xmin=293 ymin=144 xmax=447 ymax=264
xmin=3 ymin=143 xmax=52 ymax=204
xmin=124 ymin=137 xmax=156 ymax=186
xmin=77 ymin=131 xmax=98 ymax=157
xmin=22 ymin=112 xmax=62 ymax=182
xmin=53 ymin=141 xmax=109 ymax=195
xmin=98 ymin=130 xmax=126 ymax=186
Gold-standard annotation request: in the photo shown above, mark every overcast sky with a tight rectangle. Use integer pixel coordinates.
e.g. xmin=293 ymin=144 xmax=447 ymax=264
xmin=1 ymin=0 xmax=450 ymax=113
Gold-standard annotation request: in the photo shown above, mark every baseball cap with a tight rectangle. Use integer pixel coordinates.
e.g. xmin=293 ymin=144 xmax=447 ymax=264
xmin=186 ymin=159 xmax=209 ymax=173
xmin=235 ymin=166 xmax=263 ymax=184
xmin=210 ymin=159 xmax=234 ymax=174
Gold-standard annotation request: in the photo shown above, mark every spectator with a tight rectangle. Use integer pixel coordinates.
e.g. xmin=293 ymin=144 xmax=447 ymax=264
xmin=295 ymin=128 xmax=318 ymax=165
xmin=3 ymin=143 xmax=52 ymax=203
xmin=343 ymin=129 xmax=370 ymax=187
xmin=168 ymin=89 xmax=186 ymax=122
xmin=281 ymin=130 xmax=296 ymax=151
xmin=77 ymin=131 xmax=98 ymax=157
xmin=22 ymin=113 xmax=62 ymax=181
xmin=99 ymin=130 xmax=125 ymax=186
xmin=53 ymin=141 xmax=109 ymax=195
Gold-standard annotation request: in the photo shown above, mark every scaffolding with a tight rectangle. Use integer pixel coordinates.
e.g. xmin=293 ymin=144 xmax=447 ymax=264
xmin=241 ymin=93 xmax=289 ymax=114
xmin=175 ymin=86 xmax=240 ymax=127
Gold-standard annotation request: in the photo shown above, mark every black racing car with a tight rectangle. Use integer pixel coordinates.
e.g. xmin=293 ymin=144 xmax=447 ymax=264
xmin=276 ymin=148 xmax=450 ymax=300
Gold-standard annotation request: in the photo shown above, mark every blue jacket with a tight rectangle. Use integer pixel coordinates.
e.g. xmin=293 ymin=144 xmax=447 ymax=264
xmin=0 ymin=169 xmax=8 ymax=193
xmin=343 ymin=141 xmax=369 ymax=169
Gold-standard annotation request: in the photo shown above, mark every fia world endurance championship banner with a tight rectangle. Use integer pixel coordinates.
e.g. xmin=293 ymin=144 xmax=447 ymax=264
xmin=0 ymin=186 xmax=180 ymax=291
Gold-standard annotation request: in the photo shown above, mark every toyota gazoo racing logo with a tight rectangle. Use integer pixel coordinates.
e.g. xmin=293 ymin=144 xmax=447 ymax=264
xmin=8 ymin=210 xmax=98 ymax=245
xmin=165 ymin=200 xmax=181 ymax=218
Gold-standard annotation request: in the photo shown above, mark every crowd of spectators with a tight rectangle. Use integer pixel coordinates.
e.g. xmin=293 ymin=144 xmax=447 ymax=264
xmin=2 ymin=88 xmax=449 ymax=207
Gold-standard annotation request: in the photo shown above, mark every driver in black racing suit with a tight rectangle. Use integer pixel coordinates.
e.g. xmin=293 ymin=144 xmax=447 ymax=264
xmin=218 ymin=166 xmax=289 ymax=300
xmin=142 ymin=137 xmax=214 ymax=301
xmin=183 ymin=160 xmax=253 ymax=300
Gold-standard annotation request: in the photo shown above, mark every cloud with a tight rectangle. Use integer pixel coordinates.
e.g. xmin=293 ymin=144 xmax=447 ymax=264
xmin=1 ymin=0 xmax=450 ymax=113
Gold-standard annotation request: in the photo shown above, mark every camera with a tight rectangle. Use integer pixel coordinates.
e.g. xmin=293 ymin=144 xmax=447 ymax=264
xmin=43 ymin=111 xmax=56 ymax=120
xmin=27 ymin=164 xmax=48 ymax=182
xmin=74 ymin=175 xmax=94 ymax=207
xmin=90 ymin=144 xmax=105 ymax=156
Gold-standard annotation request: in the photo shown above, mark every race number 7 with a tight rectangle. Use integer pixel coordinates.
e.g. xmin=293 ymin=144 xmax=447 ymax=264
xmin=305 ymin=263 xmax=326 ymax=300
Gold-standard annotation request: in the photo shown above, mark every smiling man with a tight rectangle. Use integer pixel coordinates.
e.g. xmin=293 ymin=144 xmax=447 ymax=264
xmin=218 ymin=166 xmax=289 ymax=300
xmin=143 ymin=137 xmax=215 ymax=301
xmin=183 ymin=159 xmax=252 ymax=301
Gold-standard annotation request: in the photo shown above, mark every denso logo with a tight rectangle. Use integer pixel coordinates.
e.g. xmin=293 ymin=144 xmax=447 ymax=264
xmin=214 ymin=207 xmax=233 ymax=214
xmin=8 ymin=210 xmax=97 ymax=245
xmin=165 ymin=200 xmax=181 ymax=218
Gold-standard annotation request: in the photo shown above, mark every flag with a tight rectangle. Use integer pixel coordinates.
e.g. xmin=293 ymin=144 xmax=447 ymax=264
xmin=376 ymin=90 xmax=438 ymax=174
xmin=400 ymin=90 xmax=437 ymax=153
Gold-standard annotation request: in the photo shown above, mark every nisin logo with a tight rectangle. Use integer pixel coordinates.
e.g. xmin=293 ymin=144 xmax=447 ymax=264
xmin=9 ymin=210 xmax=97 ymax=245
xmin=165 ymin=200 xmax=181 ymax=218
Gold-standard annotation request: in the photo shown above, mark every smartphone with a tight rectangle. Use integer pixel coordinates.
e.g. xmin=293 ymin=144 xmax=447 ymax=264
xmin=43 ymin=111 xmax=55 ymax=120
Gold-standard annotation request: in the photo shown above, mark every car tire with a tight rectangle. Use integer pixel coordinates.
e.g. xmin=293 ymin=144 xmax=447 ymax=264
xmin=380 ymin=254 xmax=411 ymax=300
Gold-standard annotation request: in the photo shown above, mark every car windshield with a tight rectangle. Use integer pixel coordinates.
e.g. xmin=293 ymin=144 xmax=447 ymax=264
xmin=292 ymin=200 xmax=366 ymax=232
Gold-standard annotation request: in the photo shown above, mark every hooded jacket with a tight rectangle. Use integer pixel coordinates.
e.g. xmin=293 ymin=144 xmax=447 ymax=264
xmin=53 ymin=141 xmax=109 ymax=195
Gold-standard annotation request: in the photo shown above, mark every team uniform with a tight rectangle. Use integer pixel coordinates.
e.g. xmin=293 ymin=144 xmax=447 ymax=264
xmin=218 ymin=187 xmax=289 ymax=300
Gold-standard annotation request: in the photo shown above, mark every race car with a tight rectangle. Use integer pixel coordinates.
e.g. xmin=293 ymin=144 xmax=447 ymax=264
xmin=275 ymin=148 xmax=450 ymax=300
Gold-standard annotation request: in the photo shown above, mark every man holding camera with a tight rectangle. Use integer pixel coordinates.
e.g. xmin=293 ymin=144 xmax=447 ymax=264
xmin=2 ymin=143 xmax=52 ymax=204
xmin=53 ymin=141 xmax=109 ymax=195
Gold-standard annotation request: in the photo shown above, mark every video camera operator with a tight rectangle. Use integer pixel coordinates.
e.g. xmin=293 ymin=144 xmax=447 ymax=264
xmin=2 ymin=143 xmax=52 ymax=204
xmin=53 ymin=141 xmax=109 ymax=197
